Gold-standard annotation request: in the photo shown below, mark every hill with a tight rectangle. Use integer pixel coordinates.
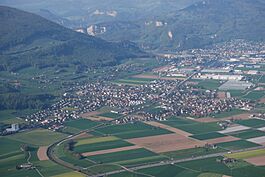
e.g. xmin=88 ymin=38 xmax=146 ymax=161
xmin=0 ymin=6 xmax=145 ymax=72
xmin=80 ymin=0 xmax=265 ymax=50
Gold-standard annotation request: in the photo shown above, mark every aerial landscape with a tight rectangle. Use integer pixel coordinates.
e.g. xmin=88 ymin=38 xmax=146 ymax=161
xmin=0 ymin=0 xmax=265 ymax=177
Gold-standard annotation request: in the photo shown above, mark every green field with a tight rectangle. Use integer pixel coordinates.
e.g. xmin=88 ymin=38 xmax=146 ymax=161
xmin=0 ymin=137 xmax=23 ymax=155
xmin=163 ymin=122 xmax=223 ymax=134
xmin=216 ymin=140 xmax=261 ymax=150
xmin=93 ymin=122 xmax=172 ymax=139
xmin=242 ymin=91 xmax=265 ymax=100
xmin=52 ymin=171 xmax=85 ymax=177
xmin=74 ymin=140 xmax=133 ymax=153
xmin=162 ymin=147 xmax=226 ymax=160
xmin=97 ymin=112 xmax=123 ymax=119
xmin=228 ymin=130 xmax=265 ymax=139
xmin=178 ymin=157 xmax=265 ymax=177
xmin=212 ymin=109 xmax=245 ymax=118
xmin=197 ymin=80 xmax=222 ymax=90
xmin=65 ymin=119 xmax=101 ymax=130
xmin=88 ymin=148 xmax=157 ymax=164
xmin=114 ymin=77 xmax=155 ymax=85
xmin=75 ymin=136 xmax=119 ymax=146
xmin=7 ymin=128 xmax=67 ymax=146
xmin=191 ymin=132 xmax=227 ymax=140
xmin=236 ymin=119 xmax=265 ymax=128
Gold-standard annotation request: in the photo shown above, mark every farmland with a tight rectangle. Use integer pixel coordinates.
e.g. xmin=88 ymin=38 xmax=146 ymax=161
xmin=236 ymin=119 xmax=265 ymax=128
xmin=64 ymin=119 xmax=101 ymax=130
xmin=7 ymin=129 xmax=67 ymax=146
xmin=92 ymin=122 xmax=173 ymax=139
xmin=216 ymin=140 xmax=261 ymax=150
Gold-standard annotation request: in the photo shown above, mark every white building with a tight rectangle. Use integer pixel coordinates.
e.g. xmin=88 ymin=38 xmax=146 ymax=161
xmin=6 ymin=124 xmax=19 ymax=132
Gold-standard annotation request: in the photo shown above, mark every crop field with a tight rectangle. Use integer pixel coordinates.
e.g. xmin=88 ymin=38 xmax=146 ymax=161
xmin=228 ymin=130 xmax=265 ymax=139
xmin=226 ymin=149 xmax=265 ymax=159
xmin=93 ymin=122 xmax=173 ymax=139
xmin=96 ymin=112 xmax=122 ymax=119
xmin=74 ymin=139 xmax=134 ymax=153
xmin=162 ymin=147 xmax=225 ymax=160
xmin=64 ymin=119 xmax=101 ymax=130
xmin=87 ymin=148 xmax=157 ymax=164
xmin=197 ymin=79 xmax=222 ymax=90
xmin=75 ymin=136 xmax=119 ymax=146
xmin=191 ymin=132 xmax=227 ymax=140
xmin=114 ymin=77 xmax=155 ymax=85
xmin=216 ymin=140 xmax=261 ymax=150
xmin=242 ymin=91 xmax=265 ymax=100
xmin=52 ymin=171 xmax=85 ymax=177
xmin=0 ymin=137 xmax=23 ymax=155
xmin=211 ymin=109 xmax=245 ymax=118
xmin=236 ymin=119 xmax=265 ymax=128
xmin=166 ymin=122 xmax=223 ymax=134
xmin=7 ymin=128 xmax=67 ymax=146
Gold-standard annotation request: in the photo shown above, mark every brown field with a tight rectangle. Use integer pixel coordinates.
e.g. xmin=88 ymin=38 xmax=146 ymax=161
xmin=82 ymin=145 xmax=140 ymax=157
xmin=217 ymin=92 xmax=226 ymax=99
xmin=144 ymin=121 xmax=192 ymax=137
xmin=87 ymin=116 xmax=113 ymax=121
xmin=127 ymin=134 xmax=205 ymax=153
xmin=80 ymin=111 xmax=101 ymax=118
xmin=195 ymin=113 xmax=252 ymax=123
xmin=132 ymin=74 xmax=185 ymax=81
xmin=205 ymin=136 xmax=240 ymax=144
xmin=37 ymin=146 xmax=49 ymax=161
xmin=73 ymin=132 xmax=93 ymax=140
xmin=153 ymin=65 xmax=172 ymax=72
xmin=259 ymin=98 xmax=265 ymax=103
xmin=245 ymin=156 xmax=265 ymax=166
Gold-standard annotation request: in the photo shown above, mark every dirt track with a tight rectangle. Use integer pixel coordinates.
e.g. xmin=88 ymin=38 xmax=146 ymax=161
xmin=37 ymin=146 xmax=49 ymax=161
xmin=127 ymin=134 xmax=205 ymax=153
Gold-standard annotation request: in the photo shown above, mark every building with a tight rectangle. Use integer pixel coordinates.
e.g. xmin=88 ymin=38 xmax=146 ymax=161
xmin=197 ymin=74 xmax=244 ymax=81
xmin=6 ymin=124 xmax=19 ymax=132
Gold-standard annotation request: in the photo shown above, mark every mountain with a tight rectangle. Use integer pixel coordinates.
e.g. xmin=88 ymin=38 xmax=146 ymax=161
xmin=0 ymin=6 xmax=145 ymax=72
xmin=147 ymin=0 xmax=265 ymax=50
xmin=77 ymin=0 xmax=265 ymax=50
xmin=0 ymin=0 xmax=201 ymax=27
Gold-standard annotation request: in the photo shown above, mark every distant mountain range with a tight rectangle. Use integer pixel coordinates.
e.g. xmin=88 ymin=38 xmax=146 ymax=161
xmin=0 ymin=0 xmax=264 ymax=51
xmin=0 ymin=6 xmax=145 ymax=72
xmin=84 ymin=0 xmax=265 ymax=50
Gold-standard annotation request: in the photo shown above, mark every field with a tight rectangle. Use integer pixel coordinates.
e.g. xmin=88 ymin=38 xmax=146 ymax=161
xmin=52 ymin=171 xmax=85 ymax=177
xmin=242 ymin=91 xmax=265 ymax=100
xmin=162 ymin=147 xmax=225 ymax=160
xmin=211 ymin=109 xmax=245 ymax=119
xmin=163 ymin=122 xmax=223 ymax=134
xmin=87 ymin=148 xmax=157 ymax=164
xmin=216 ymin=140 xmax=261 ymax=150
xmin=127 ymin=134 xmax=205 ymax=153
xmin=228 ymin=130 xmax=265 ymax=139
xmin=236 ymin=119 xmax=265 ymax=128
xmin=74 ymin=139 xmax=134 ymax=153
xmin=64 ymin=119 xmax=101 ymax=130
xmin=75 ymin=136 xmax=120 ymax=146
xmin=96 ymin=112 xmax=123 ymax=119
xmin=0 ymin=137 xmax=23 ymax=155
xmin=197 ymin=79 xmax=222 ymax=90
xmin=114 ymin=77 xmax=155 ymax=85
xmin=7 ymin=128 xmax=67 ymax=146
xmin=92 ymin=122 xmax=173 ymax=139
xmin=226 ymin=149 xmax=265 ymax=159
xmin=191 ymin=132 xmax=227 ymax=140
